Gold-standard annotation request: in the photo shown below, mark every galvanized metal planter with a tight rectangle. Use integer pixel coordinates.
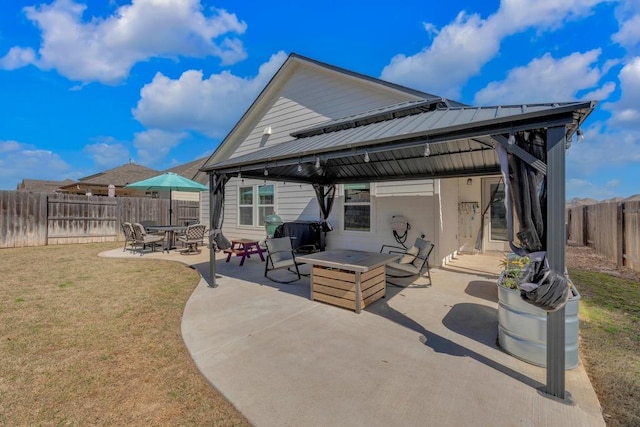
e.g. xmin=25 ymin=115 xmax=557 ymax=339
xmin=497 ymin=272 xmax=581 ymax=369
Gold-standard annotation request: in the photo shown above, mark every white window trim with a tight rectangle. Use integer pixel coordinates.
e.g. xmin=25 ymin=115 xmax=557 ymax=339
xmin=341 ymin=183 xmax=374 ymax=234
xmin=237 ymin=181 xmax=277 ymax=228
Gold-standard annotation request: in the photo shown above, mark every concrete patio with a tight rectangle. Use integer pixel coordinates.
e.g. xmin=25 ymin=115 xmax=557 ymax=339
xmin=101 ymin=246 xmax=605 ymax=427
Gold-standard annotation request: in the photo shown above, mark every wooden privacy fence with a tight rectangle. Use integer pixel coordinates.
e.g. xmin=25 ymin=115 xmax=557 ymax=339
xmin=567 ymin=200 xmax=640 ymax=271
xmin=0 ymin=191 xmax=200 ymax=248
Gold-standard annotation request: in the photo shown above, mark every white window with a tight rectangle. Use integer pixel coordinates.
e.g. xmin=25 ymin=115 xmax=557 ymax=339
xmin=343 ymin=183 xmax=370 ymax=231
xmin=238 ymin=184 xmax=275 ymax=227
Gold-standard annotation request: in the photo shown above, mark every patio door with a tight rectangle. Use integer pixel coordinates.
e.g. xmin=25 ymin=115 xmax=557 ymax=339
xmin=482 ymin=178 xmax=512 ymax=252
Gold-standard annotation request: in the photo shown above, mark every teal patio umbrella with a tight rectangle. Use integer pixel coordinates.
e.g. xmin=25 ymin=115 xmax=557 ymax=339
xmin=125 ymin=172 xmax=208 ymax=225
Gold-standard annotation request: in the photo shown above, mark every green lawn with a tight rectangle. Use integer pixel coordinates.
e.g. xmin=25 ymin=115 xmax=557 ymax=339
xmin=570 ymin=268 xmax=640 ymax=427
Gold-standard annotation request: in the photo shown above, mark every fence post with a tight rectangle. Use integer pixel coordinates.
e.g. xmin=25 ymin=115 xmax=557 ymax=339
xmin=617 ymin=202 xmax=625 ymax=267
xmin=582 ymin=206 xmax=589 ymax=247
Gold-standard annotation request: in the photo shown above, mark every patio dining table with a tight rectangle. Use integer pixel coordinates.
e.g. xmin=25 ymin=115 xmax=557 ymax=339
xmin=145 ymin=225 xmax=188 ymax=252
xmin=296 ymin=249 xmax=399 ymax=313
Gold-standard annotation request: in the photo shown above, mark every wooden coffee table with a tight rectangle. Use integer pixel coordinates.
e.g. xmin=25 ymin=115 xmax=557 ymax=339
xmin=296 ymin=249 xmax=399 ymax=313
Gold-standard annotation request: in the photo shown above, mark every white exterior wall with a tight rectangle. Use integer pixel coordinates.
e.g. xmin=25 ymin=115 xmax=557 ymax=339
xmin=324 ymin=181 xmax=443 ymax=265
xmin=436 ymin=178 xmax=461 ymax=265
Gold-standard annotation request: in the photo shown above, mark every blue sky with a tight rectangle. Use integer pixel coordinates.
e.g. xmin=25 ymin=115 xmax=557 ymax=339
xmin=1 ymin=0 xmax=639 ymax=200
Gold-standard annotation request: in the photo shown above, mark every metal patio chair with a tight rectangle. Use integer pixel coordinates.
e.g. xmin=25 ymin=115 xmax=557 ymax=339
xmin=122 ymin=222 xmax=136 ymax=252
xmin=131 ymin=222 xmax=165 ymax=255
xmin=264 ymin=237 xmax=303 ymax=284
xmin=381 ymin=237 xmax=435 ymax=287
xmin=177 ymin=224 xmax=206 ymax=254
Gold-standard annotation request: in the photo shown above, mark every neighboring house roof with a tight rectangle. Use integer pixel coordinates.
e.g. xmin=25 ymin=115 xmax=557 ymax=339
xmin=16 ymin=178 xmax=76 ymax=192
xmin=77 ymin=163 xmax=160 ymax=187
xmin=164 ymin=156 xmax=209 ymax=184
xmin=57 ymin=163 xmax=161 ymax=192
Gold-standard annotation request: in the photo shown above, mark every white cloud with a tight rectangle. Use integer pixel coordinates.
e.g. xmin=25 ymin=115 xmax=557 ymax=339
xmin=0 ymin=140 xmax=73 ymax=189
xmin=581 ymin=82 xmax=616 ymax=101
xmin=613 ymin=13 xmax=640 ymax=48
xmin=566 ymin=123 xmax=640 ymax=178
xmin=473 ymin=50 xmax=609 ymax=105
xmin=604 ymin=56 xmax=640 ymax=127
xmin=0 ymin=0 xmax=247 ymax=84
xmin=133 ymin=129 xmax=188 ymax=166
xmin=0 ymin=47 xmax=37 ymax=70
xmin=566 ymin=178 xmax=621 ymax=200
xmin=380 ymin=0 xmax=606 ymax=97
xmin=84 ymin=138 xmax=130 ymax=167
xmin=133 ymin=51 xmax=287 ymax=137
xmin=381 ymin=11 xmax=500 ymax=99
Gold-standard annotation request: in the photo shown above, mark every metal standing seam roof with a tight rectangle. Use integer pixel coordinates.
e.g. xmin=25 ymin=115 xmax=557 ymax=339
xmin=202 ymin=100 xmax=596 ymax=184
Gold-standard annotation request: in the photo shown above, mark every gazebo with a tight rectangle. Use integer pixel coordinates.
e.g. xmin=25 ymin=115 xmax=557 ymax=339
xmin=201 ymin=98 xmax=597 ymax=400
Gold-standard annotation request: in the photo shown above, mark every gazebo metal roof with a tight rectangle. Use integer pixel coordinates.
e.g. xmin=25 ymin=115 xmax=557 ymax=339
xmin=202 ymin=100 xmax=595 ymax=185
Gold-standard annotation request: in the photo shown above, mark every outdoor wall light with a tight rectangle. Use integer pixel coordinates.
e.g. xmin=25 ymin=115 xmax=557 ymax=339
xmin=467 ymin=178 xmax=473 ymax=186
xmin=263 ymin=126 xmax=272 ymax=136
xmin=364 ymin=150 xmax=370 ymax=163
xmin=424 ymin=143 xmax=431 ymax=157
xmin=315 ymin=156 xmax=321 ymax=169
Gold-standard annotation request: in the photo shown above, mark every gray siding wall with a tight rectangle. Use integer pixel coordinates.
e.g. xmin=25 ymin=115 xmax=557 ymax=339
xmin=219 ymin=178 xmax=319 ymax=242
xmin=231 ymin=66 xmax=412 ymax=159
xmin=375 ymin=180 xmax=435 ymax=197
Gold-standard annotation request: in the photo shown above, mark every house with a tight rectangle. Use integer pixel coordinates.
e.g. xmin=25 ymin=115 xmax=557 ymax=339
xmin=199 ymin=53 xmax=596 ymax=398
xmin=199 ymin=53 xmax=595 ymax=267
xmin=16 ymin=178 xmax=76 ymax=192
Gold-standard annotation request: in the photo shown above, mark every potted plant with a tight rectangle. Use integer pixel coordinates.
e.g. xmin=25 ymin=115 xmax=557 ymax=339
xmin=497 ymin=253 xmax=581 ymax=369
xmin=497 ymin=254 xmax=530 ymax=290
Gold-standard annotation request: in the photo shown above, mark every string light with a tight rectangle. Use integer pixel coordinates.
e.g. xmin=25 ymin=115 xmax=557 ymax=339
xmin=263 ymin=167 xmax=269 ymax=176
xmin=364 ymin=150 xmax=370 ymax=163
xmin=315 ymin=156 xmax=321 ymax=169
xmin=297 ymin=161 xmax=302 ymax=172
xmin=577 ymin=129 xmax=585 ymax=143
xmin=237 ymin=170 xmax=241 ymax=179
xmin=508 ymin=130 xmax=516 ymax=145
xmin=423 ymin=143 xmax=431 ymax=157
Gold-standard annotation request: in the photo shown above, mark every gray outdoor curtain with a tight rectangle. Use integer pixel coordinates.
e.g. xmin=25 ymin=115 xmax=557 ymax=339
xmin=498 ymin=130 xmax=547 ymax=255
xmin=498 ymin=130 xmax=571 ymax=312
xmin=312 ymin=183 xmax=336 ymax=250
xmin=209 ymin=173 xmax=231 ymax=252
